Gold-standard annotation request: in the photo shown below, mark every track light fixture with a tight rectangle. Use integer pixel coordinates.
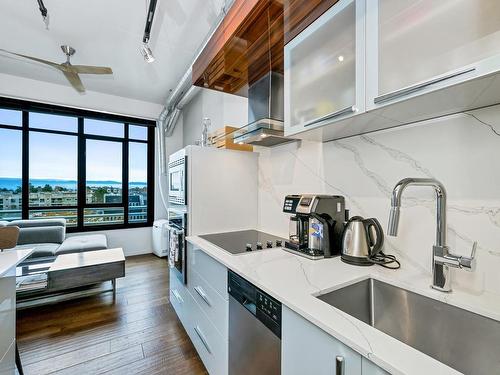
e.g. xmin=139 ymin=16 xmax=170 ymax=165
xmin=37 ymin=0 xmax=49 ymax=29
xmin=140 ymin=43 xmax=155 ymax=63
xmin=141 ymin=0 xmax=158 ymax=63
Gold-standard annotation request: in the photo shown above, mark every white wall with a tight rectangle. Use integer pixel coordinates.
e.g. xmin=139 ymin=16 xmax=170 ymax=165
xmin=0 ymin=73 xmax=163 ymax=120
xmin=258 ymin=104 xmax=500 ymax=297
xmin=67 ymin=227 xmax=154 ymax=257
xmin=181 ymin=88 xmax=248 ymax=146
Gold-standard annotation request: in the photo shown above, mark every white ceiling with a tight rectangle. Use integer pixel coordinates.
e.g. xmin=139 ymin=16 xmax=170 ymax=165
xmin=0 ymin=0 xmax=226 ymax=104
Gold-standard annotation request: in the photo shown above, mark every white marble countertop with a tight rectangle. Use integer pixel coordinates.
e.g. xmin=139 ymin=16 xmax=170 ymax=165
xmin=0 ymin=249 xmax=33 ymax=277
xmin=187 ymin=234 xmax=500 ymax=375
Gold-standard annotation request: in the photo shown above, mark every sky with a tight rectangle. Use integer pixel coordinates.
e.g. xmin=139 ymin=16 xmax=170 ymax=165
xmin=0 ymin=108 xmax=147 ymax=183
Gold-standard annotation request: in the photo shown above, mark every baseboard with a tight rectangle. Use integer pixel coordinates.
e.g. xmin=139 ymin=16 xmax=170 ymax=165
xmin=124 ymin=249 xmax=153 ymax=257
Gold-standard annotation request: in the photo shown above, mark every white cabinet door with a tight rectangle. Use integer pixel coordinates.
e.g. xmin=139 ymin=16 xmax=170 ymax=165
xmin=361 ymin=358 xmax=390 ymax=375
xmin=284 ymin=0 xmax=365 ymax=136
xmin=282 ymin=306 xmax=361 ymax=375
xmin=366 ymin=0 xmax=500 ymax=108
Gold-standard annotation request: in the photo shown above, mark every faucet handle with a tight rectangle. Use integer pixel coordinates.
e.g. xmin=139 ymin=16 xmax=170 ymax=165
xmin=460 ymin=241 xmax=477 ymax=271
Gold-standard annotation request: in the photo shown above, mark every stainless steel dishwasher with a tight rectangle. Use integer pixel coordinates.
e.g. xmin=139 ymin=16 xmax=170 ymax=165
xmin=228 ymin=270 xmax=281 ymax=375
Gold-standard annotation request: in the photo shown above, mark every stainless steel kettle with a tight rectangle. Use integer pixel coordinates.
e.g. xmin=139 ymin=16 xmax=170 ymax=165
xmin=341 ymin=216 xmax=384 ymax=266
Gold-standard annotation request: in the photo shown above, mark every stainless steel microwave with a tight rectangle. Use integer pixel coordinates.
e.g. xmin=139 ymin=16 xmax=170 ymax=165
xmin=168 ymin=149 xmax=186 ymax=205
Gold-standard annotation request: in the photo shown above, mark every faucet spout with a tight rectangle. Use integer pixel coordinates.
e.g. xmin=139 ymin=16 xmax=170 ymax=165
xmin=388 ymin=178 xmax=447 ymax=246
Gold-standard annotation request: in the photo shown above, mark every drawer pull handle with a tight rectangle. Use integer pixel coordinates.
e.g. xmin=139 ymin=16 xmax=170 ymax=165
xmin=194 ymin=286 xmax=211 ymax=307
xmin=194 ymin=325 xmax=212 ymax=354
xmin=374 ymin=67 xmax=476 ymax=104
xmin=336 ymin=356 xmax=345 ymax=375
xmin=303 ymin=105 xmax=356 ymax=128
xmin=172 ymin=289 xmax=183 ymax=304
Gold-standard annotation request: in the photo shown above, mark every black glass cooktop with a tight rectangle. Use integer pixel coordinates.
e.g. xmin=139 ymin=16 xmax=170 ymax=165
xmin=199 ymin=230 xmax=286 ymax=255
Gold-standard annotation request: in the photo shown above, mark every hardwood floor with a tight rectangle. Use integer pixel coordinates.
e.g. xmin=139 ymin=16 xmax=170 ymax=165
xmin=16 ymin=255 xmax=208 ymax=375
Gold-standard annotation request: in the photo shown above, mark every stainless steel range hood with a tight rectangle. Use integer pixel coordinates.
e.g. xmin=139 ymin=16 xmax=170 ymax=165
xmin=233 ymin=72 xmax=294 ymax=147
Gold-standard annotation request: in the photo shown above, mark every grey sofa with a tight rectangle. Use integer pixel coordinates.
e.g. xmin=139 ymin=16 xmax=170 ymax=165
xmin=0 ymin=219 xmax=108 ymax=260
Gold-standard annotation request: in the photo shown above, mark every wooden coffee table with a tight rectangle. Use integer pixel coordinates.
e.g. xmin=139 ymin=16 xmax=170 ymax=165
xmin=17 ymin=248 xmax=125 ymax=308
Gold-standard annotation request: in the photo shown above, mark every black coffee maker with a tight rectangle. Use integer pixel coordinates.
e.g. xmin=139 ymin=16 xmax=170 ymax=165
xmin=283 ymin=194 xmax=346 ymax=260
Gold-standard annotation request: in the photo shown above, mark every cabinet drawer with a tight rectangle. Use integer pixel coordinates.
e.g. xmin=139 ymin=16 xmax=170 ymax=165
xmin=189 ymin=245 xmax=227 ymax=299
xmin=169 ymin=271 xmax=190 ymax=328
xmin=188 ymin=269 xmax=228 ymax=338
xmin=185 ymin=289 xmax=228 ymax=375
xmin=0 ymin=339 xmax=15 ymax=375
xmin=0 ymin=277 xmax=15 ymax=363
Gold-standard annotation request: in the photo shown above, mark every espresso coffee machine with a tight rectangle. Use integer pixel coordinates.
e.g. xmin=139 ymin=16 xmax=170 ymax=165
xmin=283 ymin=194 xmax=346 ymax=260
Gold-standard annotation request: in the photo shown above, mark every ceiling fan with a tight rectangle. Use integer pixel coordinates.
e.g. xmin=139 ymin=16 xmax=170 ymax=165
xmin=0 ymin=45 xmax=113 ymax=93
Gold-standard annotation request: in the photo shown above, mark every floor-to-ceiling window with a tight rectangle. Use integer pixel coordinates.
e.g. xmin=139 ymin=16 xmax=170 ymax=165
xmin=0 ymin=98 xmax=155 ymax=232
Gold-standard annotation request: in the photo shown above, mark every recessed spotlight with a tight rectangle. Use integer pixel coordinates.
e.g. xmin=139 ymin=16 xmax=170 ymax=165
xmin=338 ymin=55 xmax=344 ymax=62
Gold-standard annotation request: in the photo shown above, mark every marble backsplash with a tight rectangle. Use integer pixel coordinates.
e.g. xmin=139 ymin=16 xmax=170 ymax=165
xmin=257 ymin=104 xmax=500 ymax=297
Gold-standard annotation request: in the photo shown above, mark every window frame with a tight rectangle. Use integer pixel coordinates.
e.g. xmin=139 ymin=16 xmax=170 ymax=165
xmin=0 ymin=97 xmax=155 ymax=232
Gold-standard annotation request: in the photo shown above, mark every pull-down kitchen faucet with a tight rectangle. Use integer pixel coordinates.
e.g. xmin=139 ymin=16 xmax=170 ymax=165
xmin=388 ymin=178 xmax=477 ymax=292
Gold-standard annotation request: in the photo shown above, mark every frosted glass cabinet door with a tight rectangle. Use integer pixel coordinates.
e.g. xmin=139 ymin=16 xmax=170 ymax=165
xmin=284 ymin=0 xmax=365 ymax=135
xmin=368 ymin=0 xmax=500 ymax=104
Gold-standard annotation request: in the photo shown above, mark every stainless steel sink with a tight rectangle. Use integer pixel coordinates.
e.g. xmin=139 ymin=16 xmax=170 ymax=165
xmin=317 ymin=278 xmax=500 ymax=375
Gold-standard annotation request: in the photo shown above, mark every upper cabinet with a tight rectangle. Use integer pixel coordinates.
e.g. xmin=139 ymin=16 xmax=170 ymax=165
xmin=284 ymin=0 xmax=365 ymax=134
xmin=284 ymin=0 xmax=500 ymax=141
xmin=366 ymin=0 xmax=500 ymax=108
xmin=192 ymin=0 xmax=284 ymax=97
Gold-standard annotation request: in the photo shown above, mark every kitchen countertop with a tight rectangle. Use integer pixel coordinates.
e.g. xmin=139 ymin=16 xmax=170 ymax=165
xmin=0 ymin=248 xmax=33 ymax=277
xmin=187 ymin=234 xmax=500 ymax=375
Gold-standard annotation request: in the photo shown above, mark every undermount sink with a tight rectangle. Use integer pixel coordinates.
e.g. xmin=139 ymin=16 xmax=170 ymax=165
xmin=317 ymin=278 xmax=500 ymax=375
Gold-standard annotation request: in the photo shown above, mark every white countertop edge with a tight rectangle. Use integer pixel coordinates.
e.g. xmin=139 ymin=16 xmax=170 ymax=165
xmin=187 ymin=235 xmax=500 ymax=375
xmin=0 ymin=248 xmax=34 ymax=277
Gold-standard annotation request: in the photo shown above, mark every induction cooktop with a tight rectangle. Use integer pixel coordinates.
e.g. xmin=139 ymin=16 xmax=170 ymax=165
xmin=199 ymin=230 xmax=286 ymax=255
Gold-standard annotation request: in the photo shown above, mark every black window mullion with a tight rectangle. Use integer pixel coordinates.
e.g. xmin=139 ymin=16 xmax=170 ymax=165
xmin=147 ymin=126 xmax=155 ymax=225
xmin=77 ymin=118 xmax=85 ymax=232
xmin=21 ymin=111 xmax=29 ymax=220
xmin=123 ymin=124 xmax=129 ymax=225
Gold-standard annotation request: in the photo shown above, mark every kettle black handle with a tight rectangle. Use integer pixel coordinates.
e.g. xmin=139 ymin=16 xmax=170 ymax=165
xmin=363 ymin=218 xmax=384 ymax=256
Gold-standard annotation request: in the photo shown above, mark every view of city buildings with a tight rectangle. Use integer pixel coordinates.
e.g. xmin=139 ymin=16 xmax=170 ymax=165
xmin=0 ymin=181 xmax=148 ymax=226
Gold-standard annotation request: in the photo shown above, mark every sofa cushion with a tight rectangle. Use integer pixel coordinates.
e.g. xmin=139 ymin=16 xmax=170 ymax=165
xmin=0 ymin=221 xmax=8 ymax=227
xmin=56 ymin=234 xmax=108 ymax=255
xmin=15 ymin=243 xmax=58 ymax=258
xmin=15 ymin=226 xmax=65 ymax=245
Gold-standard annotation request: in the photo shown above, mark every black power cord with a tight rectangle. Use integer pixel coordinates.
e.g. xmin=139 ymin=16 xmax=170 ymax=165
xmin=368 ymin=252 xmax=401 ymax=269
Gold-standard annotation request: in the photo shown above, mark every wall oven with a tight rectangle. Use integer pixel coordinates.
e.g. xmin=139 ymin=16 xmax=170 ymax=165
xmin=167 ymin=206 xmax=187 ymax=284
xmin=168 ymin=149 xmax=187 ymax=205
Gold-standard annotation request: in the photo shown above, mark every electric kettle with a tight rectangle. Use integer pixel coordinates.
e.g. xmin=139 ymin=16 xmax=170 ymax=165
xmin=341 ymin=216 xmax=384 ymax=266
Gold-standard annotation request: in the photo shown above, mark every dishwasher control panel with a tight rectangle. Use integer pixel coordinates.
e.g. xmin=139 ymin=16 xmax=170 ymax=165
xmin=257 ymin=290 xmax=281 ymax=326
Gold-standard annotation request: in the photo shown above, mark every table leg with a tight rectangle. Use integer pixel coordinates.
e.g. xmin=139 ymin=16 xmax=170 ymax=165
xmin=112 ymin=279 xmax=116 ymax=302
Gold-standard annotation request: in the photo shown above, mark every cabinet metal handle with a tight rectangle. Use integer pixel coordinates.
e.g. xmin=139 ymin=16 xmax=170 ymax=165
xmin=172 ymin=289 xmax=183 ymax=304
xmin=194 ymin=325 xmax=212 ymax=354
xmin=194 ymin=286 xmax=211 ymax=307
xmin=374 ymin=67 xmax=476 ymax=104
xmin=303 ymin=105 xmax=357 ymax=128
xmin=336 ymin=356 xmax=345 ymax=375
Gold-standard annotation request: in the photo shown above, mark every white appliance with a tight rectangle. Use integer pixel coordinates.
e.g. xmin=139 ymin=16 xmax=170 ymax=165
xmin=152 ymin=219 xmax=169 ymax=257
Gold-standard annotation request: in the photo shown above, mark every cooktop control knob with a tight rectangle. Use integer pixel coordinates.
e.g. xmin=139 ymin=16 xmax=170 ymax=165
xmin=275 ymin=240 xmax=282 ymax=247
xmin=246 ymin=243 xmax=253 ymax=252
xmin=256 ymin=242 xmax=263 ymax=250
xmin=266 ymin=240 xmax=273 ymax=248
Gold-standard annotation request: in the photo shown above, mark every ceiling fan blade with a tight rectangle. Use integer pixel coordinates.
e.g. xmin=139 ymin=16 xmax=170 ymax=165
xmin=0 ymin=48 xmax=63 ymax=70
xmin=62 ymin=71 xmax=85 ymax=93
xmin=70 ymin=65 xmax=113 ymax=75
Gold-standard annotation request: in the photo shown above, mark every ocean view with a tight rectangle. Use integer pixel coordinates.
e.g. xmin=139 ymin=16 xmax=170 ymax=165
xmin=0 ymin=177 xmax=147 ymax=190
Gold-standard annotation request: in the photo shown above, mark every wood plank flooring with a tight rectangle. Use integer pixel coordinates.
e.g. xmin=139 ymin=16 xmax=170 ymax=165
xmin=16 ymin=254 xmax=208 ymax=375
